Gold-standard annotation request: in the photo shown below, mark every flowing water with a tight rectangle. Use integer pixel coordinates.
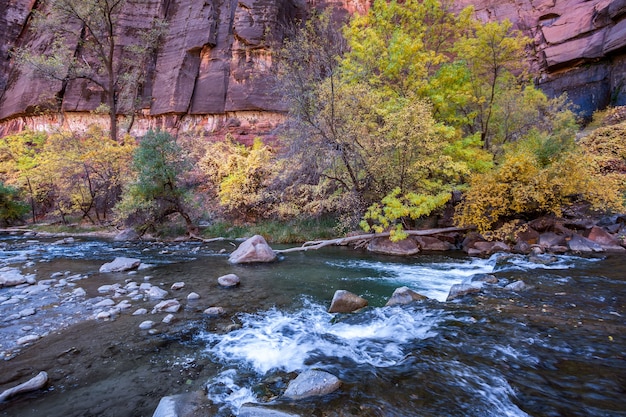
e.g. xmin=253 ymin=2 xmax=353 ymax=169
xmin=0 ymin=233 xmax=624 ymax=417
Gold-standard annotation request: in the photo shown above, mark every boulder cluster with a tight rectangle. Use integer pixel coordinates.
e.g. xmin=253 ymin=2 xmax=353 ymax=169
xmin=367 ymin=215 xmax=626 ymax=257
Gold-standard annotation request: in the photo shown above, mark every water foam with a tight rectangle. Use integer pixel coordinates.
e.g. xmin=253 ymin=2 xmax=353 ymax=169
xmin=201 ymin=300 xmax=442 ymax=374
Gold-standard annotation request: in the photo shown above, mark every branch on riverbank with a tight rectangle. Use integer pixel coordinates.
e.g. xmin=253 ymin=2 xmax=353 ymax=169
xmin=274 ymin=226 xmax=473 ymax=254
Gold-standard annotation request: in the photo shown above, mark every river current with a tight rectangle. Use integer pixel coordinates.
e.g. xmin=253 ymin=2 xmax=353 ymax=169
xmin=0 ymin=233 xmax=624 ymax=416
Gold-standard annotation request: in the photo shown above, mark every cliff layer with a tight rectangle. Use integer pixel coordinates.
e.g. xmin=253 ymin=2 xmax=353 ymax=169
xmin=1 ymin=0 xmax=625 ymax=137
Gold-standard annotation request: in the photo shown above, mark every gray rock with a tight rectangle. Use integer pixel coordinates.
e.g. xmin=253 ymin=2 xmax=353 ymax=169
xmin=147 ymin=286 xmax=168 ymax=300
xmin=187 ymin=292 xmax=200 ymax=300
xmin=0 ymin=268 xmax=33 ymax=287
xmin=139 ymin=320 xmax=155 ymax=330
xmin=152 ymin=392 xmax=207 ymax=417
xmin=567 ymin=234 xmax=605 ymax=253
xmin=228 ymin=235 xmax=277 ymax=264
xmin=133 ymin=308 xmax=148 ymax=315
xmin=385 ymin=286 xmax=428 ymax=306
xmin=170 ymin=282 xmax=185 ymax=290
xmin=16 ymin=334 xmax=40 ymax=345
xmin=446 ymin=284 xmax=481 ymax=301
xmin=239 ymin=405 xmax=301 ymax=417
xmin=329 ymin=290 xmax=368 ymax=313
xmin=470 ymin=274 xmax=498 ymax=284
xmin=114 ymin=228 xmax=140 ymax=241
xmin=99 ymin=257 xmax=141 ymax=273
xmin=151 ymin=299 xmax=181 ymax=314
xmin=217 ymin=273 xmax=240 ymax=287
xmin=504 ymin=280 xmax=529 ymax=292
xmin=203 ymin=306 xmax=226 ymax=316
xmin=283 ymin=370 xmax=342 ymax=400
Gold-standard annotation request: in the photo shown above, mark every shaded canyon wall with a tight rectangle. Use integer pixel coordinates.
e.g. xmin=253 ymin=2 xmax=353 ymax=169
xmin=1 ymin=0 xmax=625 ymax=138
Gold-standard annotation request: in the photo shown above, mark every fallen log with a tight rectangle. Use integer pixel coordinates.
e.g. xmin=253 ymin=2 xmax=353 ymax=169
xmin=274 ymin=226 xmax=472 ymax=254
xmin=0 ymin=371 xmax=48 ymax=402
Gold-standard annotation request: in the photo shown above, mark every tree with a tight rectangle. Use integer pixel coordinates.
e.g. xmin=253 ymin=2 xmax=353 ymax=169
xmin=0 ymin=131 xmax=48 ymax=222
xmin=0 ymin=182 xmax=29 ymax=226
xmin=200 ymin=136 xmax=273 ymax=222
xmin=14 ymin=0 xmax=166 ymax=141
xmin=454 ymin=132 xmax=625 ymax=233
xmin=34 ymin=126 xmax=135 ymax=223
xmin=115 ymin=130 xmax=197 ymax=235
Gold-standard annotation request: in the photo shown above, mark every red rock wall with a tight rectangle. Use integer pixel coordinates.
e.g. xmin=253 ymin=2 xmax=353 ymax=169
xmin=1 ymin=0 xmax=625 ymax=137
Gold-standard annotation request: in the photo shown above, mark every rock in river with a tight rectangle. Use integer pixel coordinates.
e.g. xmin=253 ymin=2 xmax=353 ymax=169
xmin=99 ymin=257 xmax=141 ymax=273
xmin=283 ymin=369 xmax=342 ymax=400
xmin=228 ymin=235 xmax=277 ymax=264
xmin=217 ymin=273 xmax=240 ymax=287
xmin=329 ymin=290 xmax=368 ymax=313
xmin=385 ymin=286 xmax=428 ymax=306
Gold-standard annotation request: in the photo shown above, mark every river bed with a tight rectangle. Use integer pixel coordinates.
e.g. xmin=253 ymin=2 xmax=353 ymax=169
xmin=0 ymin=233 xmax=624 ymax=416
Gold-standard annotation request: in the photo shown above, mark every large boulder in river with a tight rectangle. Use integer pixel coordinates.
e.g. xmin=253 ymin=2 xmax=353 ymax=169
xmin=283 ymin=370 xmax=342 ymax=400
xmin=367 ymin=237 xmax=420 ymax=256
xmin=329 ymin=290 xmax=368 ymax=313
xmin=114 ymin=228 xmax=140 ymax=241
xmin=385 ymin=286 xmax=428 ymax=306
xmin=228 ymin=235 xmax=277 ymax=264
xmin=99 ymin=257 xmax=141 ymax=273
xmin=414 ymin=236 xmax=453 ymax=251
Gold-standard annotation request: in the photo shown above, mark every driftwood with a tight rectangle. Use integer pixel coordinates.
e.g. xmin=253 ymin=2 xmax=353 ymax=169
xmin=0 ymin=371 xmax=48 ymax=402
xmin=274 ymin=226 xmax=472 ymax=254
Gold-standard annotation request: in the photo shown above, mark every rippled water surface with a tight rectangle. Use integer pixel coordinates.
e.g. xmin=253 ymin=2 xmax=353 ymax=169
xmin=0 ymin=233 xmax=624 ymax=417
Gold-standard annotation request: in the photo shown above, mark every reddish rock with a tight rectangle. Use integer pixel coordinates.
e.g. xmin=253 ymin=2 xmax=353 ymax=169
xmin=414 ymin=236 xmax=454 ymax=251
xmin=228 ymin=235 xmax=277 ymax=264
xmin=1 ymin=0 xmax=625 ymax=135
xmin=329 ymin=290 xmax=368 ymax=313
xmin=586 ymin=226 xmax=626 ymax=252
xmin=367 ymin=237 xmax=420 ymax=256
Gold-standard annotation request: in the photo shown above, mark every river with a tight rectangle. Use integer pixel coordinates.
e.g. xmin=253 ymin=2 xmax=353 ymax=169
xmin=0 ymin=233 xmax=624 ymax=416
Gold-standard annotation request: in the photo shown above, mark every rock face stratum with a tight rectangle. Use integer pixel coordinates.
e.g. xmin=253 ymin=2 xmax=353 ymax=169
xmin=0 ymin=0 xmax=625 ymax=138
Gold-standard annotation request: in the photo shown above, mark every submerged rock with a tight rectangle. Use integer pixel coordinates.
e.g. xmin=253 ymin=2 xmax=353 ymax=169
xmin=446 ymin=284 xmax=481 ymax=301
xmin=385 ymin=286 xmax=428 ymax=306
xmin=504 ymin=280 xmax=530 ymax=292
xmin=151 ymin=299 xmax=181 ymax=314
xmin=239 ymin=404 xmax=301 ymax=417
xmin=283 ymin=370 xmax=341 ymax=400
xmin=99 ymin=257 xmax=141 ymax=273
xmin=217 ymin=273 xmax=240 ymax=287
xmin=328 ymin=290 xmax=368 ymax=313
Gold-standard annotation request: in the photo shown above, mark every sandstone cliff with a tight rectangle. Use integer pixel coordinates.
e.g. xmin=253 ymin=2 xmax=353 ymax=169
xmin=1 ymin=0 xmax=625 ymax=138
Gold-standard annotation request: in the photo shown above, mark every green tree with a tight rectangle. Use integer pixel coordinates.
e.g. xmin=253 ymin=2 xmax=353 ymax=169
xmin=0 ymin=182 xmax=29 ymax=226
xmin=116 ymin=130 xmax=197 ymax=235
xmin=0 ymin=131 xmax=48 ymax=222
xmin=14 ymin=0 xmax=166 ymax=141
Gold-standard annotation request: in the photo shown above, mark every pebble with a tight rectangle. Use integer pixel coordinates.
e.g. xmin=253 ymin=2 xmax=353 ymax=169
xmin=147 ymin=286 xmax=168 ymax=300
xmin=203 ymin=306 xmax=226 ymax=316
xmin=94 ymin=299 xmax=116 ymax=308
xmin=151 ymin=299 xmax=181 ymax=314
xmin=133 ymin=308 xmax=148 ymax=315
xmin=171 ymin=282 xmax=185 ymax=290
xmin=162 ymin=314 xmax=175 ymax=324
xmin=187 ymin=292 xmax=200 ymax=300
xmin=19 ymin=308 xmax=36 ymax=317
xmin=139 ymin=320 xmax=154 ymax=330
xmin=73 ymin=288 xmax=87 ymax=297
